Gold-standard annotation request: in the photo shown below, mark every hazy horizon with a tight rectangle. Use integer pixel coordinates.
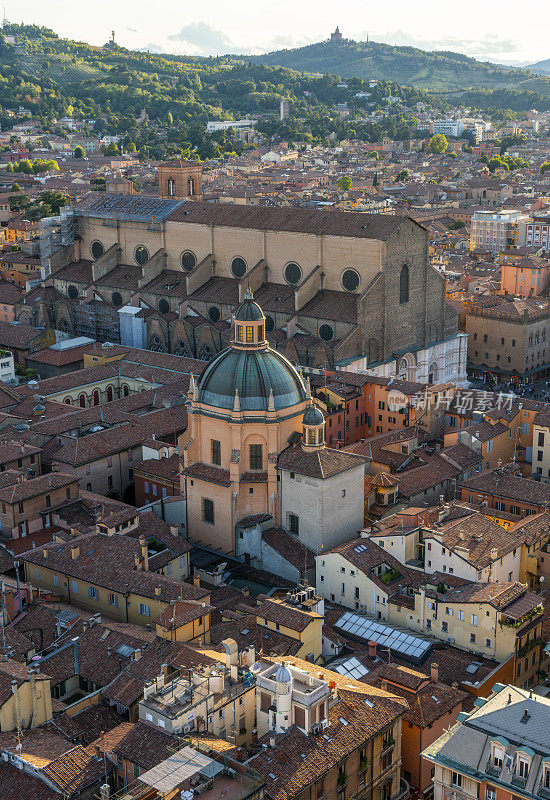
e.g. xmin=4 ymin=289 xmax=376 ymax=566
xmin=6 ymin=0 xmax=548 ymax=66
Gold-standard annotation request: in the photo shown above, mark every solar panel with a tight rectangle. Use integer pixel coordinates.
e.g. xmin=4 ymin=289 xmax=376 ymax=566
xmin=334 ymin=611 xmax=433 ymax=662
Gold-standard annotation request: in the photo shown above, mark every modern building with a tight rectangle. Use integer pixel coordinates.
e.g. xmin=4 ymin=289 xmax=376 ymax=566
xmin=520 ymin=211 xmax=550 ymax=251
xmin=471 ymin=210 xmax=529 ymax=255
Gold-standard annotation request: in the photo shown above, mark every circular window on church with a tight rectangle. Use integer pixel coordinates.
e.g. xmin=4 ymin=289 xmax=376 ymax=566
xmin=231 ymin=257 xmax=247 ymax=278
xmin=181 ymin=251 xmax=196 ymax=272
xmin=265 ymin=315 xmax=275 ymax=332
xmin=208 ymin=306 xmax=221 ymax=322
xmin=134 ymin=245 xmax=149 ymax=266
xmin=319 ymin=324 xmax=334 ymax=342
xmin=284 ymin=262 xmax=302 ymax=285
xmin=159 ymin=298 xmax=170 ymax=314
xmin=112 ymin=291 xmax=123 ymax=307
xmin=342 ymin=269 xmax=360 ymax=292
xmin=67 ymin=284 xmax=78 ymax=300
xmin=91 ymin=240 xmax=104 ymax=260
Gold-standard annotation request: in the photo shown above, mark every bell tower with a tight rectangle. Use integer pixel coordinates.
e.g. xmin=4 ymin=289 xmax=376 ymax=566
xmin=158 ymin=159 xmax=203 ymax=201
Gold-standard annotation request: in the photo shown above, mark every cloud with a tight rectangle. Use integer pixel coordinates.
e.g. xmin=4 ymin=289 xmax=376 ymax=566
xmin=135 ymin=42 xmax=167 ymax=53
xmin=367 ymin=29 xmax=521 ymax=61
xmin=168 ymin=22 xmax=234 ymax=55
xmin=126 ymin=27 xmax=138 ymax=33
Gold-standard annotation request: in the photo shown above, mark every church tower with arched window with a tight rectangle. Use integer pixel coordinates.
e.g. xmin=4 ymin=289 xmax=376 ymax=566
xmin=158 ymin=160 xmax=203 ymax=201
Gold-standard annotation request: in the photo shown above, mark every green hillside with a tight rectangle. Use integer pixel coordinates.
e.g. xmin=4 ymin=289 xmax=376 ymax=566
xmin=248 ymin=37 xmax=550 ymax=94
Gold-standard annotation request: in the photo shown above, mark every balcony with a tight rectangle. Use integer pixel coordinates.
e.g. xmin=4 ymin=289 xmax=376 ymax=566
xmin=381 ymin=737 xmax=396 ymax=755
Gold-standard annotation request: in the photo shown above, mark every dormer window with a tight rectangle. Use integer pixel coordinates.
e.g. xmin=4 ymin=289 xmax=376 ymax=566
xmin=517 ymin=753 xmax=531 ymax=780
xmin=517 ymin=754 xmax=531 ymax=780
xmin=542 ymin=762 xmax=550 ymax=789
xmin=492 ymin=743 xmax=505 ymax=769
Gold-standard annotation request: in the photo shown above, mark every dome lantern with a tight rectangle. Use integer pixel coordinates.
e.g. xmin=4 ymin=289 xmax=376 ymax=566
xmin=197 ymin=292 xmax=307 ymax=413
xmin=302 ymin=404 xmax=325 ymax=451
xmin=233 ymin=287 xmax=266 ymax=350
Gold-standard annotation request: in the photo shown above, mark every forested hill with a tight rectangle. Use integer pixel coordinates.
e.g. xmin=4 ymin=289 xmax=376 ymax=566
xmin=247 ymin=37 xmax=549 ymax=94
xmin=0 ymin=24 xmax=435 ymax=132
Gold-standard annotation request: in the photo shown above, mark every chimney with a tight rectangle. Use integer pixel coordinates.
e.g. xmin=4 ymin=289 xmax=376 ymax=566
xmin=430 ymin=663 xmax=439 ymax=683
xmin=161 ymin=663 xmax=168 ymax=678
xmin=242 ymin=586 xmax=250 ymax=597
xmin=491 ymin=547 xmax=498 ymax=560
xmin=134 ymin=554 xmax=142 ymax=570
xmin=246 ymin=645 xmax=256 ymax=667
xmin=100 ymin=784 xmax=110 ymax=800
xmin=169 ymin=524 xmax=178 ymax=537
xmin=43 ymin=549 xmax=48 ymax=558
xmin=368 ymin=640 xmax=377 ymax=658
xmin=381 ymin=678 xmax=388 ymax=691
xmin=71 ymin=544 xmax=80 ymax=560
xmin=194 ymin=574 xmax=201 ymax=588
xmin=270 ymin=735 xmax=276 ymax=748
xmin=134 ymin=649 xmax=142 ymax=662
xmin=155 ymin=586 xmax=161 ymax=596
xmin=139 ymin=536 xmax=149 ymax=571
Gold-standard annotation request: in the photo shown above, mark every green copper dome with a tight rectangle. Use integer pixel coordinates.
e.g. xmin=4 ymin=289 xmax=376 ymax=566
xmin=234 ymin=288 xmax=264 ymax=321
xmin=198 ymin=346 xmax=306 ymax=411
xmin=302 ymin=405 xmax=324 ymax=426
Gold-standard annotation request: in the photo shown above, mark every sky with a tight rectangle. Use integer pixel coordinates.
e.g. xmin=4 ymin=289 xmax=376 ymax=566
xmin=10 ymin=0 xmax=549 ymax=65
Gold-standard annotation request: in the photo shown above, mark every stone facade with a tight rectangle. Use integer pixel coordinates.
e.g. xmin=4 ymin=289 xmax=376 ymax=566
xmin=39 ymin=195 xmax=462 ymax=378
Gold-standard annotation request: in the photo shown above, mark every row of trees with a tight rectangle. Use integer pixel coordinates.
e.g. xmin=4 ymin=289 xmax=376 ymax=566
xmin=6 ymin=158 xmax=59 ymax=173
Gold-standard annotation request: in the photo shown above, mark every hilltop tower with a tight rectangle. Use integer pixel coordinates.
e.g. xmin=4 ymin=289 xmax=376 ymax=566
xmin=330 ymin=27 xmax=343 ymax=42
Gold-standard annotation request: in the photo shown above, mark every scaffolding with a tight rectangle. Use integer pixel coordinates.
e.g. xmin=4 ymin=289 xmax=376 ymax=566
xmin=74 ymin=300 xmax=120 ymax=343
xmin=39 ymin=206 xmax=75 ymax=277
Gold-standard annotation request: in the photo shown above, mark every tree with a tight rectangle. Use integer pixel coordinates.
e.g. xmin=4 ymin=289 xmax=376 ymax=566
xmin=450 ymin=220 xmax=466 ymax=230
xmin=11 ymin=183 xmax=22 ymax=192
xmin=338 ymin=175 xmax=352 ymax=191
xmin=74 ymin=145 xmax=85 ymax=158
xmin=5 ymin=162 xmax=13 ymax=172
xmin=395 ymin=169 xmax=409 ymax=182
xmin=428 ymin=133 xmax=448 ymax=153
xmin=373 ymin=172 xmax=379 ymax=187
xmin=166 ymin=111 xmax=173 ymax=126
xmin=540 ymin=161 xmax=550 ymax=176
xmin=103 ymin=143 xmax=119 ymax=155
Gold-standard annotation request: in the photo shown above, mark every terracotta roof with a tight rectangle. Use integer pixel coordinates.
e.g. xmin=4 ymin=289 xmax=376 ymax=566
xmin=0 ymin=472 xmax=76 ymax=505
xmin=182 ymin=462 xmax=231 ymax=486
xmin=112 ymin=721 xmax=178 ymax=770
xmin=460 ymin=468 xmax=550 ymax=505
xmin=0 ymin=761 xmax=58 ymax=799
xmin=278 ymin=444 xmax=366 ymax=479
xmin=261 ymin=528 xmax=315 ymax=571
xmin=255 ymin=598 xmax=320 ymax=632
xmin=168 ymin=200 xmax=408 ymax=241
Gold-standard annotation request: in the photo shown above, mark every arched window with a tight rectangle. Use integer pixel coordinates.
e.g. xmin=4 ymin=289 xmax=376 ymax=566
xmin=106 ymin=385 xmax=113 ymax=402
xmin=188 ymin=178 xmax=195 ymax=196
xmin=122 ymin=384 xmax=129 ymax=397
xmin=167 ymin=177 xmax=175 ymax=197
xmin=64 ymin=397 xmax=71 ymax=405
xmin=93 ymin=390 xmax=100 ymax=406
xmin=399 ymin=264 xmax=409 ymax=304
xmin=79 ymin=393 xmax=86 ymax=408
